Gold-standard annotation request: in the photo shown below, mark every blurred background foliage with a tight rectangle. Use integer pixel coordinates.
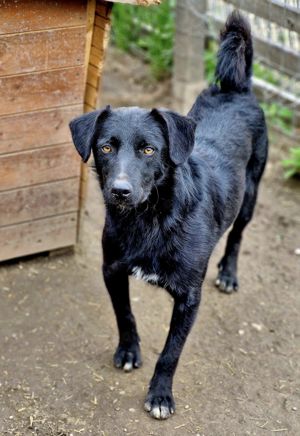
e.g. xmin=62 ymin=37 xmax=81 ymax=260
xmin=282 ymin=147 xmax=300 ymax=179
xmin=111 ymin=1 xmax=298 ymax=177
xmin=112 ymin=0 xmax=176 ymax=79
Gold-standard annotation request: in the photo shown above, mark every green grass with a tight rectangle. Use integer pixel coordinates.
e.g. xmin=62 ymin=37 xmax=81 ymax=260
xmin=260 ymin=102 xmax=293 ymax=135
xmin=112 ymin=0 xmax=175 ymax=79
xmin=282 ymin=147 xmax=300 ymax=179
xmin=253 ymin=63 xmax=281 ymax=87
xmin=204 ymin=40 xmax=218 ymax=84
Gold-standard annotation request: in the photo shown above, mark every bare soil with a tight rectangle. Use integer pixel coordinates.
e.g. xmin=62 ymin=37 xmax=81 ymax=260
xmin=0 ymin=48 xmax=299 ymax=436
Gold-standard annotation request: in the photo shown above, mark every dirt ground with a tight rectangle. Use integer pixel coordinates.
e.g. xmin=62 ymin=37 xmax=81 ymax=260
xmin=1 ymin=48 xmax=299 ymax=436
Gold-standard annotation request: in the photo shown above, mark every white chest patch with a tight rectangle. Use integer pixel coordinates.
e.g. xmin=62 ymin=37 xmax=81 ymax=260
xmin=132 ymin=266 xmax=160 ymax=284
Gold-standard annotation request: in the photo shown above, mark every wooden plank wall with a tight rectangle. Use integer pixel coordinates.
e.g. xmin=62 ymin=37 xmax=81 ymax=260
xmin=78 ymin=0 xmax=112 ymax=210
xmin=84 ymin=1 xmax=112 ymax=112
xmin=0 ymin=0 xmax=87 ymax=261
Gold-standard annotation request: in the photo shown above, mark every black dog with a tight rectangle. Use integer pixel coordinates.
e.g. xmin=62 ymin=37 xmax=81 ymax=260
xmin=70 ymin=11 xmax=268 ymax=420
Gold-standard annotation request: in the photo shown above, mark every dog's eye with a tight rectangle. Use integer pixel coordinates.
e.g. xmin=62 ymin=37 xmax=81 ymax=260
xmin=101 ymin=145 xmax=112 ymax=154
xmin=143 ymin=146 xmax=155 ymax=156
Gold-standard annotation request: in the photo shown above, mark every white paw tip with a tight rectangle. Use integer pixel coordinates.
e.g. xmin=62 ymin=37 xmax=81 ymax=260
xmin=144 ymin=402 xmax=151 ymax=412
xmin=123 ymin=362 xmax=133 ymax=372
xmin=220 ymin=281 xmax=227 ymax=291
xmin=151 ymin=406 xmax=161 ymax=419
xmin=215 ymin=278 xmax=220 ymax=286
xmin=160 ymin=406 xmax=170 ymax=419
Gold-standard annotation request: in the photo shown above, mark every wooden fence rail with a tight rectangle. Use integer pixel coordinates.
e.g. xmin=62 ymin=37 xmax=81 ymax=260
xmin=222 ymin=0 xmax=300 ymax=33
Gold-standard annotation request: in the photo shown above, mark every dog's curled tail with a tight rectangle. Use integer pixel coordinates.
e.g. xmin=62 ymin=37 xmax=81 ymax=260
xmin=215 ymin=10 xmax=253 ymax=93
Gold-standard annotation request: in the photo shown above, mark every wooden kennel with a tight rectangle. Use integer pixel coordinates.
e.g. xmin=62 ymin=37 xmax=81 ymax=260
xmin=0 ymin=0 xmax=159 ymax=262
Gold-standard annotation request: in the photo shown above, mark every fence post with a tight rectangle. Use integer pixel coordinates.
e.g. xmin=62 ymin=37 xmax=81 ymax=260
xmin=173 ymin=0 xmax=207 ymax=114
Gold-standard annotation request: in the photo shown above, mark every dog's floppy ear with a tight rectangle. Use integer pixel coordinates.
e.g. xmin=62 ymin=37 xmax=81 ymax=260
xmin=69 ymin=105 xmax=111 ymax=162
xmin=151 ymin=109 xmax=196 ymax=165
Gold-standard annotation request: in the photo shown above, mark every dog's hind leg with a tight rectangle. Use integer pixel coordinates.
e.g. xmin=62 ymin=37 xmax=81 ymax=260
xmin=216 ymin=182 xmax=258 ymax=293
xmin=103 ymin=263 xmax=142 ymax=372
xmin=216 ymin=143 xmax=267 ymax=294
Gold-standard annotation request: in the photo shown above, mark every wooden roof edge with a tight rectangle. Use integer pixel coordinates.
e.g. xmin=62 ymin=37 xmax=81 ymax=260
xmin=109 ymin=0 xmax=160 ymax=5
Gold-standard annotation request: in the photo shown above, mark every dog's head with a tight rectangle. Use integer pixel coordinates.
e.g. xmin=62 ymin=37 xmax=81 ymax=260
xmin=70 ymin=106 xmax=195 ymax=208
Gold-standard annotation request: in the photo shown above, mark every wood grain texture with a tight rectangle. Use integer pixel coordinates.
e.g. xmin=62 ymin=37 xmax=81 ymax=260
xmin=0 ymin=144 xmax=81 ymax=192
xmin=86 ymin=64 xmax=103 ymax=88
xmin=80 ymin=1 xmax=112 ymax=208
xmin=0 ymin=0 xmax=86 ymax=35
xmin=92 ymin=24 xmax=107 ymax=50
xmin=89 ymin=45 xmax=105 ymax=69
xmin=0 ymin=213 xmax=78 ymax=262
xmin=0 ymin=0 xmax=88 ymax=261
xmin=0 ymin=106 xmax=82 ymax=155
xmin=84 ymin=0 xmax=96 ymax=85
xmin=0 ymin=179 xmax=80 ymax=227
xmin=0 ymin=27 xmax=86 ymax=77
xmin=96 ymin=2 xmax=111 ymax=18
xmin=0 ymin=67 xmax=85 ymax=116
xmin=85 ymin=4 xmax=111 ymax=110
xmin=85 ymin=83 xmax=99 ymax=108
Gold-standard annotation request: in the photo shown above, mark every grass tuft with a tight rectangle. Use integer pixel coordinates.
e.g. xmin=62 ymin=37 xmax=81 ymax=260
xmin=112 ymin=1 xmax=176 ymax=79
xmin=282 ymin=147 xmax=300 ymax=179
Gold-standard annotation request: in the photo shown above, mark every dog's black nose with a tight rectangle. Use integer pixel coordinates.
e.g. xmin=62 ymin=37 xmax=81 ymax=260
xmin=111 ymin=180 xmax=132 ymax=199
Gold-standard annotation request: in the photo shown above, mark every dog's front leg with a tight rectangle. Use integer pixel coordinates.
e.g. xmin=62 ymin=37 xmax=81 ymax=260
xmin=103 ymin=263 xmax=142 ymax=372
xmin=144 ymin=288 xmax=201 ymax=419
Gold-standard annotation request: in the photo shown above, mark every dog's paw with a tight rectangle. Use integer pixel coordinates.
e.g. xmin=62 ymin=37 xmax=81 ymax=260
xmin=113 ymin=343 xmax=142 ymax=372
xmin=215 ymin=264 xmax=238 ymax=294
xmin=144 ymin=389 xmax=175 ymax=420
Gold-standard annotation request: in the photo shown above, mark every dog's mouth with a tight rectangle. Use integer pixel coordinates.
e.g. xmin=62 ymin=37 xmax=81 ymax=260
xmin=110 ymin=197 xmax=134 ymax=210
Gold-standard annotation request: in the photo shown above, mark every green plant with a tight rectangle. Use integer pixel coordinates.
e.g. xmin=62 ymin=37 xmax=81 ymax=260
xmin=282 ymin=147 xmax=300 ymax=179
xmin=253 ymin=63 xmax=280 ymax=86
xmin=204 ymin=41 xmax=217 ymax=84
xmin=112 ymin=1 xmax=175 ymax=79
xmin=260 ymin=102 xmax=293 ymax=135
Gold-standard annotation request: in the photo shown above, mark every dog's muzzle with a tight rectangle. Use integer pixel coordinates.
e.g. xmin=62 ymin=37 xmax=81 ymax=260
xmin=111 ymin=180 xmax=133 ymax=200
